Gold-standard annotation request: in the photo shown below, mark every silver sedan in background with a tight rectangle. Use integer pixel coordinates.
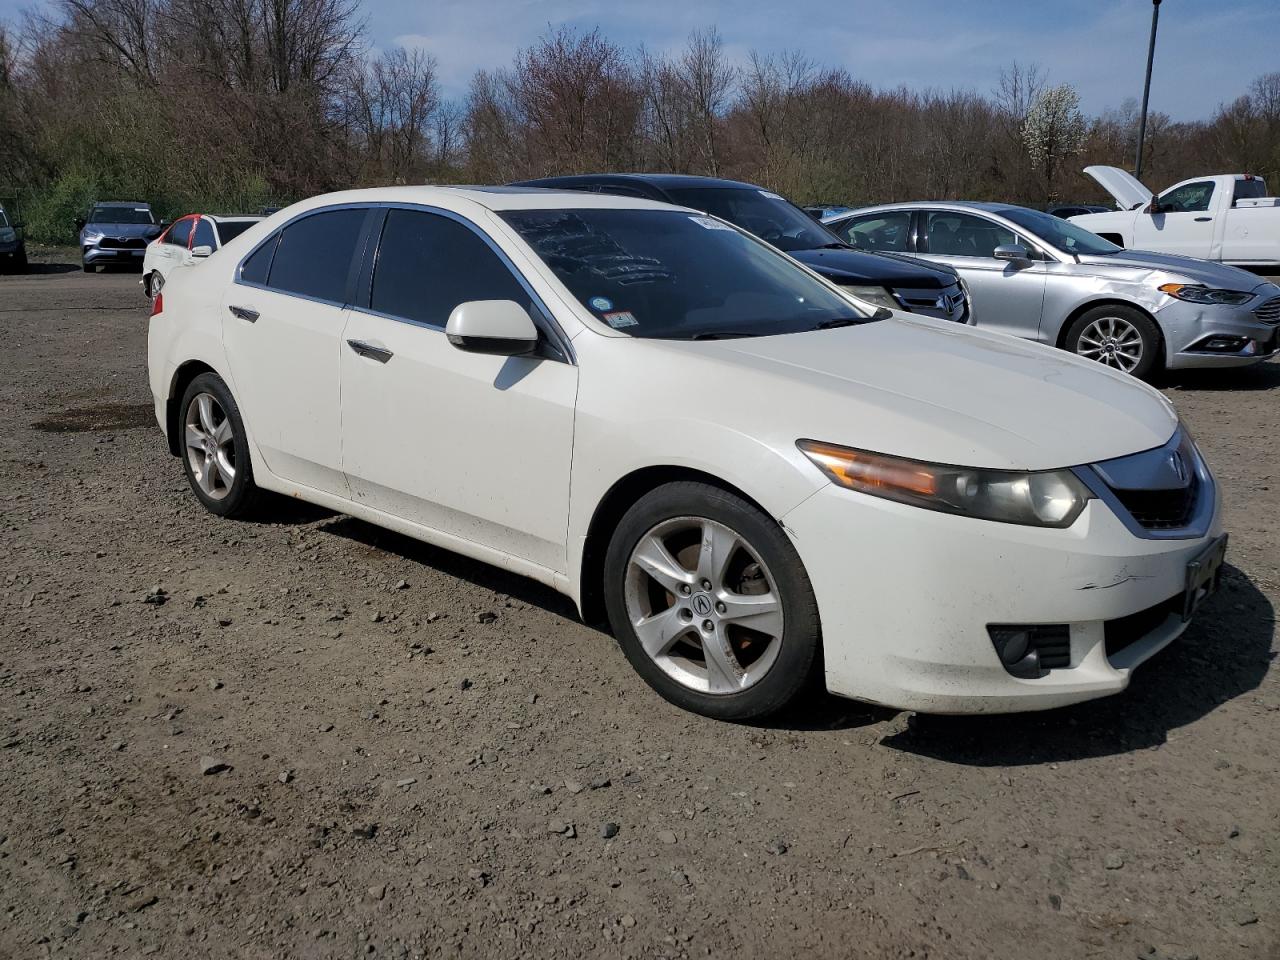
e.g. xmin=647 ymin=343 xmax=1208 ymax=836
xmin=825 ymin=202 xmax=1280 ymax=380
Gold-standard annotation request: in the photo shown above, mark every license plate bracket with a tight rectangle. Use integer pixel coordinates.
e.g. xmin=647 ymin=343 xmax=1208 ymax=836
xmin=1183 ymin=534 xmax=1227 ymax=621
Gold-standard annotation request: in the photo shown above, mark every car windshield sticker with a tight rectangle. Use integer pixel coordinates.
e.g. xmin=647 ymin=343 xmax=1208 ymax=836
xmin=589 ymin=296 xmax=613 ymax=311
xmin=602 ymin=310 xmax=639 ymax=328
xmin=758 ymin=191 xmax=784 ymax=201
xmin=689 ymin=215 xmax=735 ymax=232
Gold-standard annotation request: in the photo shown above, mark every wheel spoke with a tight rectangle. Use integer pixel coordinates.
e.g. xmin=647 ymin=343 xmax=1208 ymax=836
xmin=214 ymin=449 xmax=236 ymax=485
xmin=199 ymin=452 xmax=217 ymax=493
xmin=701 ymin=629 xmax=745 ymax=694
xmin=632 ymin=535 xmax=694 ymax=595
xmin=718 ymin=591 xmax=783 ymax=638
xmin=696 ymin=520 xmax=739 ymax=586
xmin=213 ymin=417 xmax=233 ymax=445
xmin=184 ymin=423 xmax=205 ymax=451
xmin=633 ymin=607 xmax=690 ymax=658
xmin=196 ymin=394 xmax=218 ymax=435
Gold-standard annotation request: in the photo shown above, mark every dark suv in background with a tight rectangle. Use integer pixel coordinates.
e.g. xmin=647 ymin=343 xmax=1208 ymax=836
xmin=513 ymin=174 xmax=968 ymax=323
xmin=77 ymin=201 xmax=164 ymax=272
xmin=0 ymin=203 xmax=27 ymax=273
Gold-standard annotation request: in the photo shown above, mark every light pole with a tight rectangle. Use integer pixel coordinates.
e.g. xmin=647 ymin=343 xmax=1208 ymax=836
xmin=1134 ymin=0 xmax=1162 ymax=180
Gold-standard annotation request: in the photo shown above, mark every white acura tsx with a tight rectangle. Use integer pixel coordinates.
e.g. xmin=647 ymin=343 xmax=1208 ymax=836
xmin=147 ymin=186 xmax=1227 ymax=720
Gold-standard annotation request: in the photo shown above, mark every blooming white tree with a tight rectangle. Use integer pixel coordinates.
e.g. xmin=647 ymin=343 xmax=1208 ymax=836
xmin=1022 ymin=83 xmax=1087 ymax=200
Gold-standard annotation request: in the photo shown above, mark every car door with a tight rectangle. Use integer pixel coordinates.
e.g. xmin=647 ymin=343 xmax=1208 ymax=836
xmin=1133 ymin=180 xmax=1216 ymax=258
xmin=340 ymin=206 xmax=578 ymax=573
xmin=221 ymin=206 xmax=372 ymax=495
xmin=155 ymin=215 xmax=195 ymax=279
xmin=916 ymin=210 xmax=1048 ymax=341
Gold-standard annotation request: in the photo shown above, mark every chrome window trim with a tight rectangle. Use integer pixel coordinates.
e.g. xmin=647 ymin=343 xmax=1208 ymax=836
xmin=233 ymin=201 xmax=575 ymax=365
xmin=1072 ymin=428 xmax=1215 ymax=541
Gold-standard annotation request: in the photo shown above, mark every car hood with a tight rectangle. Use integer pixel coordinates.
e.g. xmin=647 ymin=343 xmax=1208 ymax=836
xmin=1082 ymin=165 xmax=1153 ymax=210
xmin=83 ymin=222 xmax=161 ymax=238
xmin=790 ymin=247 xmax=956 ymax=289
xmin=1075 ymin=249 xmax=1269 ymax=289
xmin=643 ymin=317 xmax=1177 ymax=472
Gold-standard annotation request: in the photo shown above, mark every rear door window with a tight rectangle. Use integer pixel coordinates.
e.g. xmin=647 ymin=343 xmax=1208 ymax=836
xmin=369 ymin=209 xmax=529 ymax=327
xmin=266 ymin=208 xmax=367 ymax=303
xmin=832 ymin=212 xmax=912 ymax=252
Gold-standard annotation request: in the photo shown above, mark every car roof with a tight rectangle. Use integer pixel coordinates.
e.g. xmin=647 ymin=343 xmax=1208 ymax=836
xmin=520 ymin=173 xmax=763 ymax=192
xmin=837 ymin=200 xmax=1038 ymax=218
xmin=94 ymin=200 xmax=151 ymax=207
xmin=274 ymin=185 xmax=690 ymax=217
xmin=204 ymin=214 xmax=264 ymax=223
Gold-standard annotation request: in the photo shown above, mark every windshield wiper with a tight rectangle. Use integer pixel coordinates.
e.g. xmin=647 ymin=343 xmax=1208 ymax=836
xmin=811 ymin=316 xmax=878 ymax=330
xmin=688 ymin=330 xmax=764 ymax=340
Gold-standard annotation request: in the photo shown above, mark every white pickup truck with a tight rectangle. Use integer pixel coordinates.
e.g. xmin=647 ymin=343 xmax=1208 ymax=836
xmin=1070 ymin=166 xmax=1280 ymax=267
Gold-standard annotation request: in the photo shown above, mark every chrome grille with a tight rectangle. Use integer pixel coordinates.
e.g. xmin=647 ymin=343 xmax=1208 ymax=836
xmin=99 ymin=237 xmax=148 ymax=250
xmin=1254 ymin=295 xmax=1280 ymax=324
xmin=893 ymin=283 xmax=967 ymax=323
xmin=1087 ymin=429 xmax=1212 ymax=539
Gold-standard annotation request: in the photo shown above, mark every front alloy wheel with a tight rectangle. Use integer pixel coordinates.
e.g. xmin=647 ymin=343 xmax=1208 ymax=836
xmin=604 ymin=481 xmax=821 ymax=721
xmin=1065 ymin=304 xmax=1160 ymax=380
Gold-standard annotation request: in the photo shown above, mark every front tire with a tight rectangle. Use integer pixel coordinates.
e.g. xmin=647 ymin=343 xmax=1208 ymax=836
xmin=603 ymin=481 xmax=821 ymax=721
xmin=178 ymin=373 xmax=262 ymax=518
xmin=1064 ymin=304 xmax=1161 ymax=380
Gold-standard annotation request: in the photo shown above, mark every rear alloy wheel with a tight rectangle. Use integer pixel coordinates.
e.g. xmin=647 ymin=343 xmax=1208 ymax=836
xmin=603 ymin=481 xmax=821 ymax=721
xmin=146 ymin=271 xmax=164 ymax=298
xmin=178 ymin=372 xmax=261 ymax=518
xmin=1065 ymin=305 xmax=1160 ymax=380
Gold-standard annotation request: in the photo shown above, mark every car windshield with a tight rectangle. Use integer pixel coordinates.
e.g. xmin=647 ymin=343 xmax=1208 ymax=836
xmin=500 ymin=208 xmax=870 ymax=340
xmin=89 ymin=206 xmax=155 ymax=225
xmin=216 ymin=220 xmax=257 ymax=243
xmin=1000 ymin=207 xmax=1122 ymax=255
xmin=662 ymin=187 xmax=840 ymax=253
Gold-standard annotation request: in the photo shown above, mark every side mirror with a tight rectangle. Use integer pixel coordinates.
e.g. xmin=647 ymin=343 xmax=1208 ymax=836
xmin=1145 ymin=201 xmax=1164 ymax=215
xmin=160 ymin=218 xmax=170 ymax=226
xmin=445 ymin=300 xmax=539 ymax=356
xmin=191 ymin=245 xmax=213 ymax=258
xmin=993 ymin=244 xmax=1032 ymax=264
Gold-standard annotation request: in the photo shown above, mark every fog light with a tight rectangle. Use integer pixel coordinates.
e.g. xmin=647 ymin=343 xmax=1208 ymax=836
xmin=987 ymin=624 xmax=1070 ymax=679
xmin=1194 ymin=336 xmax=1248 ymax=353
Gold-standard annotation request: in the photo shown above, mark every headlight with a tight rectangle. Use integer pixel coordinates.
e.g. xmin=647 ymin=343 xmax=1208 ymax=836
xmin=0 ymin=227 xmax=15 ymax=243
xmin=1158 ymin=283 xmax=1254 ymax=306
xmin=797 ymin=440 xmax=1093 ymax=528
xmin=842 ymin=285 xmax=900 ymax=311
xmin=83 ymin=230 xmax=104 ymax=242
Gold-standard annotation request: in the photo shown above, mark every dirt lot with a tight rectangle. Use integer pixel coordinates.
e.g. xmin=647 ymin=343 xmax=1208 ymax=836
xmin=1 ymin=261 xmax=1277 ymax=960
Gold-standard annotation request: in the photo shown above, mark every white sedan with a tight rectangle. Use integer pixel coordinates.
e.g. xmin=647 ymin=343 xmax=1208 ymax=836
xmin=147 ymin=186 xmax=1226 ymax=719
xmin=143 ymin=213 xmax=261 ymax=298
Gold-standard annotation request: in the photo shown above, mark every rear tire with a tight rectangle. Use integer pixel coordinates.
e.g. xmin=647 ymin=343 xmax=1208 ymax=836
xmin=1064 ymin=304 xmax=1161 ymax=381
xmin=178 ymin=372 xmax=262 ymax=519
xmin=603 ymin=481 xmax=822 ymax=721
xmin=82 ymin=262 xmax=94 ymax=273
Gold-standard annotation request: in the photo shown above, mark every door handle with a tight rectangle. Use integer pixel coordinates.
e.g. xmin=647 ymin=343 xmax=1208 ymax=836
xmin=1194 ymin=216 xmax=1212 ymax=222
xmin=347 ymin=339 xmax=393 ymax=364
xmin=228 ymin=305 xmax=259 ymax=323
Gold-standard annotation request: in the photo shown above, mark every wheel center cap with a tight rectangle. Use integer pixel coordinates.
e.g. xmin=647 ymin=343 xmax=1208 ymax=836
xmin=690 ymin=593 xmax=714 ymax=618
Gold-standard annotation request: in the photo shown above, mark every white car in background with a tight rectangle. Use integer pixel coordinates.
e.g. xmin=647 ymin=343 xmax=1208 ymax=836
xmin=143 ymin=214 xmax=261 ymax=298
xmin=148 ymin=186 xmax=1226 ymax=720
xmin=1071 ymin=166 xmax=1280 ymax=267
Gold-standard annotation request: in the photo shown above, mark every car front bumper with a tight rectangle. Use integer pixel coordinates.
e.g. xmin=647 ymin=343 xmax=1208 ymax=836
xmin=1158 ymin=297 xmax=1279 ymax=369
xmin=83 ymin=243 xmax=147 ymax=265
xmin=781 ymin=481 xmax=1224 ymax=714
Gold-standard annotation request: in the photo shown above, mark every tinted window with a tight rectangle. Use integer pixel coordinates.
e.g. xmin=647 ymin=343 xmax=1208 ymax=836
xmin=501 ymin=208 xmax=868 ymax=340
xmin=1158 ymin=181 xmax=1213 ymax=213
xmin=192 ymin=218 xmax=215 ymax=249
xmin=591 ymin=183 xmax=658 ymax=200
xmin=267 ymin=208 xmax=367 ymax=302
xmin=1233 ymin=178 xmax=1267 ymax=203
xmin=925 ymin=212 xmax=1017 ymax=258
xmin=215 ymin=220 xmax=256 ymax=244
xmin=1000 ymin=207 xmax=1121 ymax=255
xmin=240 ymin=234 xmax=278 ymax=285
xmin=662 ymin=187 xmax=838 ymax=253
xmin=90 ymin=205 xmax=154 ymax=225
xmin=168 ymin=218 xmax=193 ymax=247
xmin=834 ymin=212 xmax=912 ymax=252
xmin=370 ymin=209 xmax=529 ymax=326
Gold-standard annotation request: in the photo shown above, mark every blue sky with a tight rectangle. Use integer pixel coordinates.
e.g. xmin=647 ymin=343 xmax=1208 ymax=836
xmin=2 ymin=0 xmax=1273 ymax=118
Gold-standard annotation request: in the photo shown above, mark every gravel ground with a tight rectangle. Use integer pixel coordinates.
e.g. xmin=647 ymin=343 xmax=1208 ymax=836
xmin=1 ymin=260 xmax=1277 ymax=960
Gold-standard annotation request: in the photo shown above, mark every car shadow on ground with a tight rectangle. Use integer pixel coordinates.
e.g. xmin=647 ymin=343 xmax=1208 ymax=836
xmin=1162 ymin=362 xmax=1280 ymax=392
xmin=318 ymin=514 xmax=582 ymax=618
xmin=880 ymin=564 xmax=1274 ymax=765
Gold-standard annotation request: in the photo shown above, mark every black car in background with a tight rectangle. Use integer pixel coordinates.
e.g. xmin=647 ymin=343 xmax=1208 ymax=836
xmin=1046 ymin=203 xmax=1111 ymax=219
xmin=513 ymin=174 xmax=968 ymax=323
xmin=0 ymin=203 xmax=27 ymax=273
